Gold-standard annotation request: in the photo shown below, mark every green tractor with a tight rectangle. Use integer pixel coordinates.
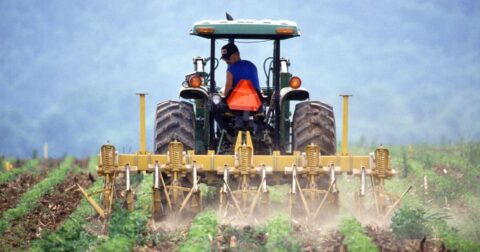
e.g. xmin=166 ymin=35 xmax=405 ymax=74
xmin=154 ymin=16 xmax=336 ymax=156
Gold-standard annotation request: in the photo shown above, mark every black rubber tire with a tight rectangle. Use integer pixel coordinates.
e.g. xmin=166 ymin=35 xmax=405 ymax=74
xmin=154 ymin=100 xmax=195 ymax=154
xmin=292 ymin=101 xmax=336 ymax=155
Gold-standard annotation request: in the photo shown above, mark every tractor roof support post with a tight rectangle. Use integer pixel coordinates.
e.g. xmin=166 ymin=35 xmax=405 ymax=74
xmin=209 ymin=38 xmax=216 ymax=150
xmin=273 ymin=39 xmax=281 ymax=150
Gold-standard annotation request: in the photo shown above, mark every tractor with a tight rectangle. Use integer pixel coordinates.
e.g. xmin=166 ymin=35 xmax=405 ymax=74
xmin=154 ymin=18 xmax=335 ymax=157
xmin=79 ymin=15 xmax=399 ymax=223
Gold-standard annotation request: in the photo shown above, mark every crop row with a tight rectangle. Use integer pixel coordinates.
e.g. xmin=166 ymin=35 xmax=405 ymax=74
xmin=0 ymin=157 xmax=74 ymax=235
xmin=29 ymin=157 xmax=101 ymax=251
xmin=0 ymin=159 xmax=39 ymax=185
xmin=93 ymin=172 xmax=153 ymax=251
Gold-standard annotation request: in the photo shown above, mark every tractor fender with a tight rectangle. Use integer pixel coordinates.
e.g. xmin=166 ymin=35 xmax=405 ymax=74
xmin=179 ymin=86 xmax=209 ymax=100
xmin=280 ymin=87 xmax=309 ymax=105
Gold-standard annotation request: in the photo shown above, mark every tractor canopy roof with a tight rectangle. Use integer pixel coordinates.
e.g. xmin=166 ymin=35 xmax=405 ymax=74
xmin=190 ymin=19 xmax=300 ymax=40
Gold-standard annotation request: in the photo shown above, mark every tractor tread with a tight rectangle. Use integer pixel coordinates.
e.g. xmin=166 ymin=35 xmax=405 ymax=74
xmin=292 ymin=101 xmax=336 ymax=155
xmin=154 ymin=100 xmax=195 ymax=154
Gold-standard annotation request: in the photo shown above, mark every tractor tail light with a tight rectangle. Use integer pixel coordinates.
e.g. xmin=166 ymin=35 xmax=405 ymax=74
xmin=289 ymin=76 xmax=302 ymax=89
xmin=189 ymin=75 xmax=203 ymax=88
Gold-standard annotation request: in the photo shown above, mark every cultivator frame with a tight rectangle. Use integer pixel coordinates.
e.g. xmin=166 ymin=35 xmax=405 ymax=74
xmin=79 ymin=94 xmax=398 ymax=222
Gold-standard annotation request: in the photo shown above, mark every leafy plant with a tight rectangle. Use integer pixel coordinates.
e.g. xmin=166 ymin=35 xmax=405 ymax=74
xmin=179 ymin=210 xmax=218 ymax=252
xmin=264 ymin=214 xmax=300 ymax=252
xmin=339 ymin=217 xmax=378 ymax=252
xmin=390 ymin=206 xmax=449 ymax=240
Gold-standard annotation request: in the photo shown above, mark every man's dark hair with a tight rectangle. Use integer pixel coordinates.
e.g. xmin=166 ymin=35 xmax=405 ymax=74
xmin=221 ymin=43 xmax=239 ymax=60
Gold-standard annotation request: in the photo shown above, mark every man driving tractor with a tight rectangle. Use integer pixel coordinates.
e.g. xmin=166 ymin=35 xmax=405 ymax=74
xmin=220 ymin=43 xmax=261 ymax=95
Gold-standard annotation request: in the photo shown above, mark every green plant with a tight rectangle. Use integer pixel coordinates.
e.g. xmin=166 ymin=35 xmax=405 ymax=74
xmin=264 ymin=214 xmax=300 ymax=252
xmin=339 ymin=217 xmax=378 ymax=252
xmin=179 ymin=210 xmax=218 ymax=252
xmin=390 ymin=206 xmax=445 ymax=240
xmin=401 ymin=149 xmax=410 ymax=178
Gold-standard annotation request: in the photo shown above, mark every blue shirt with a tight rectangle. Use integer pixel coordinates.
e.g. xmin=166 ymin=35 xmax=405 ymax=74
xmin=227 ymin=60 xmax=260 ymax=92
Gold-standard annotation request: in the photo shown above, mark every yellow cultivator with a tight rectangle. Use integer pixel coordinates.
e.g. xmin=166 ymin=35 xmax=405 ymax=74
xmin=79 ymin=94 xmax=398 ymax=222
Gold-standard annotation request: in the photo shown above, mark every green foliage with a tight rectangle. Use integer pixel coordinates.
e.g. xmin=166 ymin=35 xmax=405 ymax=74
xmin=265 ymin=214 xmax=300 ymax=252
xmin=339 ymin=217 xmax=378 ymax=252
xmin=95 ymin=236 xmax=133 ymax=252
xmin=108 ymin=204 xmax=148 ymax=244
xmin=198 ymin=183 xmax=218 ymax=204
xmin=268 ymin=184 xmax=290 ymax=204
xmin=179 ymin=210 xmax=218 ymax=252
xmin=0 ymin=159 xmax=39 ymax=185
xmin=219 ymin=225 xmax=267 ymax=251
xmin=401 ymin=150 xmax=410 ymax=178
xmin=91 ymin=172 xmax=152 ymax=251
xmin=390 ymin=206 xmax=449 ymax=240
xmin=0 ymin=157 xmax=73 ymax=235
xmin=430 ymin=217 xmax=480 ymax=252
xmin=29 ymin=157 xmax=101 ymax=252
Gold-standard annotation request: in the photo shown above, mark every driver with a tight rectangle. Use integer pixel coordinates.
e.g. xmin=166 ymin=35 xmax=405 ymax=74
xmin=221 ymin=43 xmax=260 ymax=95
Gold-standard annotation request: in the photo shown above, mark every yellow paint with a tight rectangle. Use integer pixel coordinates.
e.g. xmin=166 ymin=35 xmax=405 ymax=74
xmin=4 ymin=161 xmax=13 ymax=171
xmin=137 ymin=93 xmax=148 ymax=154
xmin=340 ymin=95 xmax=352 ymax=156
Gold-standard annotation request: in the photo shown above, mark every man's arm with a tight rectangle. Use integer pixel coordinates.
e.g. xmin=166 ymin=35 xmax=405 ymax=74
xmin=224 ymin=71 xmax=233 ymax=96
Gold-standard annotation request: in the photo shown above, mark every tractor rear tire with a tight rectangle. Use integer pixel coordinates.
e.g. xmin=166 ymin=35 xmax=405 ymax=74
xmin=154 ymin=100 xmax=195 ymax=154
xmin=292 ymin=101 xmax=336 ymax=155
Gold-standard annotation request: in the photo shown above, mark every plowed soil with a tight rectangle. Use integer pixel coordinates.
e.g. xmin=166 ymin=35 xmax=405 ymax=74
xmin=0 ymin=172 xmax=93 ymax=250
xmin=0 ymin=159 xmax=62 ymax=214
xmin=0 ymin=173 xmax=46 ymax=214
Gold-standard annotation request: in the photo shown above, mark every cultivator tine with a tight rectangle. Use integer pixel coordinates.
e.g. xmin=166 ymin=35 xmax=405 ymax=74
xmin=313 ymin=179 xmax=336 ymax=218
xmin=222 ymin=178 xmax=246 ymax=218
xmin=360 ymin=167 xmax=366 ymax=196
xmin=381 ymin=185 xmax=413 ymax=223
xmin=157 ymin=163 xmax=172 ymax=211
xmin=247 ymin=176 xmax=266 ymax=218
xmin=294 ymin=174 xmax=311 ymax=217
xmin=178 ymin=177 xmax=201 ymax=215
xmin=152 ymin=161 xmax=163 ymax=217
xmin=125 ymin=164 xmax=134 ymax=211
xmin=370 ymin=175 xmax=381 ymax=217
xmin=219 ymin=165 xmax=229 ymax=215
xmin=77 ymin=183 xmax=106 ymax=219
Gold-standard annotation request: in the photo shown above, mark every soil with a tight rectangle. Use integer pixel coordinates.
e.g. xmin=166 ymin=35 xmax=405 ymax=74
xmin=0 ymin=159 xmax=64 ymax=214
xmin=0 ymin=172 xmax=93 ymax=250
xmin=0 ymin=173 xmax=46 ymax=214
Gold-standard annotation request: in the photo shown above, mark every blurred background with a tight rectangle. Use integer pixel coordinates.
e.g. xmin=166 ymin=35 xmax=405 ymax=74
xmin=1 ymin=0 xmax=479 ymax=157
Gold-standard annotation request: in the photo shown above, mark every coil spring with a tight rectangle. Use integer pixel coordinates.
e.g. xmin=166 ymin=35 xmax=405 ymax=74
xmin=306 ymin=144 xmax=319 ymax=168
xmin=101 ymin=145 xmax=116 ymax=174
xmin=375 ymin=148 xmax=389 ymax=178
xmin=169 ymin=142 xmax=183 ymax=171
xmin=239 ymin=145 xmax=252 ymax=174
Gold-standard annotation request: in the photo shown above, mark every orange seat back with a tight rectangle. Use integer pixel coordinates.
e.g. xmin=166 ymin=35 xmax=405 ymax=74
xmin=226 ymin=79 xmax=261 ymax=111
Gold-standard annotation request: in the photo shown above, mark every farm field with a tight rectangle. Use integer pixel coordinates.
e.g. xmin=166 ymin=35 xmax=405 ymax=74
xmin=1 ymin=142 xmax=479 ymax=251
